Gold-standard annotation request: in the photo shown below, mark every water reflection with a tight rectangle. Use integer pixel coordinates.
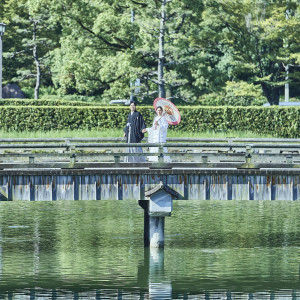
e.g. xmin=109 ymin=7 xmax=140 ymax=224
xmin=0 ymin=200 xmax=300 ymax=298
xmin=137 ymin=248 xmax=172 ymax=299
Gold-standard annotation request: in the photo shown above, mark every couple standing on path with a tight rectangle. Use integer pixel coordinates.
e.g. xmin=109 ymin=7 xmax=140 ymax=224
xmin=123 ymin=101 xmax=171 ymax=163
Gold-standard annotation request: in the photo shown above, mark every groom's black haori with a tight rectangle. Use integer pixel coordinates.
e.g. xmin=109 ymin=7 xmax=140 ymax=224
xmin=124 ymin=102 xmax=146 ymax=143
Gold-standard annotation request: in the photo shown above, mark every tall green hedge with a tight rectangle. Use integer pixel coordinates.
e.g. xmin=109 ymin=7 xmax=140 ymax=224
xmin=0 ymin=99 xmax=103 ymax=106
xmin=0 ymin=105 xmax=299 ymax=137
xmin=174 ymin=106 xmax=300 ymax=138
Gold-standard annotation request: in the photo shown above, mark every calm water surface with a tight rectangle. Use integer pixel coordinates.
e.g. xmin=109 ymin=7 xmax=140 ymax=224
xmin=0 ymin=200 xmax=300 ymax=299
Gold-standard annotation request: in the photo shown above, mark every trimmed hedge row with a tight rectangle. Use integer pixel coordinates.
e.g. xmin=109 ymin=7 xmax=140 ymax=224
xmin=0 ymin=99 xmax=102 ymax=106
xmin=174 ymin=106 xmax=300 ymax=138
xmin=0 ymin=105 xmax=299 ymax=137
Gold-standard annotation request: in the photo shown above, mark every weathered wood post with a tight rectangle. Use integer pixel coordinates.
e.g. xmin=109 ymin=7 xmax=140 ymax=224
xmin=139 ymin=181 xmax=181 ymax=248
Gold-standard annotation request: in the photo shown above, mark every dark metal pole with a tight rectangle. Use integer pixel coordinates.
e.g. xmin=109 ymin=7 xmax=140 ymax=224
xmin=0 ymin=23 xmax=6 ymax=99
xmin=284 ymin=6 xmax=290 ymax=102
xmin=130 ymin=9 xmax=135 ymax=102
xmin=284 ymin=64 xmax=289 ymax=102
xmin=33 ymin=21 xmax=40 ymax=100
xmin=158 ymin=0 xmax=166 ymax=98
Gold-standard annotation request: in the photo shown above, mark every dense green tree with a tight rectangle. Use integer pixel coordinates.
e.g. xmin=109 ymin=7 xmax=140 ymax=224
xmin=0 ymin=0 xmax=21 ymax=88
xmin=46 ymin=0 xmax=204 ymax=102
xmin=191 ymin=0 xmax=300 ymax=105
xmin=2 ymin=0 xmax=59 ymax=99
xmin=133 ymin=0 xmax=204 ymax=101
xmin=45 ymin=0 xmax=135 ymax=98
xmin=1 ymin=0 xmax=300 ymax=103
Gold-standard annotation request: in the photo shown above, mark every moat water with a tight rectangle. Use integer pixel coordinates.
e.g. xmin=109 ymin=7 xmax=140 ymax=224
xmin=0 ymin=200 xmax=300 ymax=299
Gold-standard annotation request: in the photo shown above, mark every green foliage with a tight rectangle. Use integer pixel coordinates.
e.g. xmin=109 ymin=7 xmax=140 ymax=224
xmin=225 ymin=81 xmax=264 ymax=98
xmin=0 ymin=128 xmax=276 ymax=139
xmin=21 ymin=86 xmax=110 ymax=104
xmin=192 ymin=0 xmax=300 ymax=105
xmin=56 ymin=94 xmax=110 ymax=104
xmin=1 ymin=0 xmax=300 ymax=105
xmin=0 ymin=105 xmax=298 ymax=138
xmin=2 ymin=0 xmax=60 ymax=95
xmin=22 ymin=86 xmax=58 ymax=99
xmin=149 ymin=105 xmax=300 ymax=138
xmin=199 ymin=94 xmax=266 ymax=106
xmin=19 ymin=0 xmax=205 ymax=101
xmin=0 ymin=99 xmax=103 ymax=106
xmin=199 ymin=81 xmax=266 ymax=106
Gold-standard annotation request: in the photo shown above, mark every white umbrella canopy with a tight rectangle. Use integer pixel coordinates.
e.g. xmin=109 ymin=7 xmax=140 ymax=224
xmin=153 ymin=98 xmax=181 ymax=125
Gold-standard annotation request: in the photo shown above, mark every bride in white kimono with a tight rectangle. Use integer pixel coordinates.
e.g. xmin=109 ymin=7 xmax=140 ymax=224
xmin=142 ymin=106 xmax=171 ymax=162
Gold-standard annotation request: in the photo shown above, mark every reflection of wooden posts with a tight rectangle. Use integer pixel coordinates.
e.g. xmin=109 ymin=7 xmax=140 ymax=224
xmin=139 ymin=182 xmax=181 ymax=248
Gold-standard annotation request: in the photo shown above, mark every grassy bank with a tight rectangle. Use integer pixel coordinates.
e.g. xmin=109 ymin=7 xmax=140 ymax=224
xmin=0 ymin=129 xmax=277 ymax=139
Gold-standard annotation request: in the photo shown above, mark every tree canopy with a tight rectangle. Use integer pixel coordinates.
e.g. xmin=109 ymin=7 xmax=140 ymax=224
xmin=1 ymin=0 xmax=300 ymax=104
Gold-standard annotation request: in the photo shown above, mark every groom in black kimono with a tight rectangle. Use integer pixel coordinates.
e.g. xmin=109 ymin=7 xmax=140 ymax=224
xmin=123 ymin=101 xmax=146 ymax=162
xmin=123 ymin=101 xmax=146 ymax=143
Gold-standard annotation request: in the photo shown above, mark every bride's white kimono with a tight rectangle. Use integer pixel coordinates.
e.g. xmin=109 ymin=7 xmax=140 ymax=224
xmin=147 ymin=115 xmax=171 ymax=162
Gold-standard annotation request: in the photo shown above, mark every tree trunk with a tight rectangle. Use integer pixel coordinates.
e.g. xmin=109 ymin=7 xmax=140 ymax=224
xmin=261 ymin=83 xmax=280 ymax=105
xmin=158 ymin=0 xmax=166 ymax=98
xmin=33 ymin=21 xmax=40 ymax=100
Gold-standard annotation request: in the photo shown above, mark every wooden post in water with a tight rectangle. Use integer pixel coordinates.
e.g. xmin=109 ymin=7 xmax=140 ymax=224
xmin=139 ymin=182 xmax=181 ymax=248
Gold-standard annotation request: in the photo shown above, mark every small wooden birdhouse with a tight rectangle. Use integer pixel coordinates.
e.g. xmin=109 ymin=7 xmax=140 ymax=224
xmin=145 ymin=181 xmax=181 ymax=217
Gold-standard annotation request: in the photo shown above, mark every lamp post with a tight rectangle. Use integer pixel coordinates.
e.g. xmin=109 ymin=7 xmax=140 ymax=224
xmin=0 ymin=22 xmax=6 ymax=99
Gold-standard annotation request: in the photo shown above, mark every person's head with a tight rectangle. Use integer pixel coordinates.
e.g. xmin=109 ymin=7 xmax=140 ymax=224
xmin=130 ymin=101 xmax=136 ymax=112
xmin=156 ymin=106 xmax=163 ymax=116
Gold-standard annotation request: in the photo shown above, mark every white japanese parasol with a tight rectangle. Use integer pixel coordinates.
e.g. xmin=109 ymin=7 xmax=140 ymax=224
xmin=153 ymin=98 xmax=181 ymax=125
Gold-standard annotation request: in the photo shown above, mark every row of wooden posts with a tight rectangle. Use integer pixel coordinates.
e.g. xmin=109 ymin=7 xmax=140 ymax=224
xmin=0 ymin=137 xmax=299 ymax=169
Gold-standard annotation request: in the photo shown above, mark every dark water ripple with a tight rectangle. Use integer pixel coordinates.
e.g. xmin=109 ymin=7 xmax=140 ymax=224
xmin=0 ymin=200 xmax=300 ymax=299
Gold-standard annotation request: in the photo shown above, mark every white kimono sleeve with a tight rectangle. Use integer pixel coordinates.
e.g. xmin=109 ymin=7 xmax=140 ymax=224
xmin=158 ymin=116 xmax=168 ymax=143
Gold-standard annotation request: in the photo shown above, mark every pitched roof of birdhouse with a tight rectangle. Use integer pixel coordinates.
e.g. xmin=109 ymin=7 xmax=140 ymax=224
xmin=145 ymin=181 xmax=182 ymax=199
